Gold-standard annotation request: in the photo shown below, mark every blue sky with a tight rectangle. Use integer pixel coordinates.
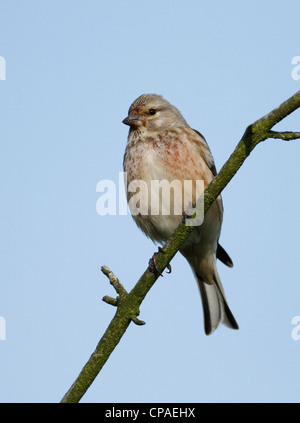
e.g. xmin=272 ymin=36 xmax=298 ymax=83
xmin=1 ymin=0 xmax=300 ymax=403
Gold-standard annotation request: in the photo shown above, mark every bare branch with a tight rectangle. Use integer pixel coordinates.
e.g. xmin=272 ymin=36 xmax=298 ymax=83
xmin=101 ymin=265 xmax=127 ymax=297
xmin=254 ymin=90 xmax=300 ymax=130
xmin=102 ymin=295 xmax=118 ymax=307
xmin=266 ymin=130 xmax=300 ymax=141
xmin=60 ymin=90 xmax=300 ymax=403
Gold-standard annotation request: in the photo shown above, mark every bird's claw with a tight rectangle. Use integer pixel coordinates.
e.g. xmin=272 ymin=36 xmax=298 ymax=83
xmin=148 ymin=247 xmax=172 ymax=277
xmin=182 ymin=209 xmax=194 ymax=224
xmin=166 ymin=263 xmax=172 ymax=274
xmin=149 ymin=252 xmax=163 ymax=276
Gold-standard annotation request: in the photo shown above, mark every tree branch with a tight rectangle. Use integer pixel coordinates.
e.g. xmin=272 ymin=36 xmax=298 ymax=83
xmin=266 ymin=130 xmax=300 ymax=141
xmin=60 ymin=89 xmax=300 ymax=403
xmin=101 ymin=265 xmax=127 ymax=297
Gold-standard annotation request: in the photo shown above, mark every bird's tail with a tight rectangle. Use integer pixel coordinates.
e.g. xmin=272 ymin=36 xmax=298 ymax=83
xmin=194 ymin=268 xmax=239 ymax=335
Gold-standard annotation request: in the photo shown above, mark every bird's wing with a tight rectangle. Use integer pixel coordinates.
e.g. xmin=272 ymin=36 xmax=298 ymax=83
xmin=192 ymin=128 xmax=217 ymax=176
xmin=217 ymin=243 xmax=234 ymax=267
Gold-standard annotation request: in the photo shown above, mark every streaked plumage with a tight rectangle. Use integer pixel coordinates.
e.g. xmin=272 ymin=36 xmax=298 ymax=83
xmin=123 ymin=94 xmax=238 ymax=335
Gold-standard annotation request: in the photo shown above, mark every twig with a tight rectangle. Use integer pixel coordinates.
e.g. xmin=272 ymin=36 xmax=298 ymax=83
xmin=101 ymin=266 xmax=146 ymax=325
xmin=101 ymin=265 xmax=127 ymax=296
xmin=266 ymin=130 xmax=300 ymax=141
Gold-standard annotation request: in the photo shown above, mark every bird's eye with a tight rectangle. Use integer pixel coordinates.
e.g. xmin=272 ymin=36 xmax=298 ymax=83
xmin=149 ymin=109 xmax=157 ymax=115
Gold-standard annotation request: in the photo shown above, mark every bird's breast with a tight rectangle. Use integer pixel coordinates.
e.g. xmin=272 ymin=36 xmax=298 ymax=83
xmin=124 ymin=130 xmax=205 ymax=185
xmin=123 ymin=128 xmax=222 ymax=243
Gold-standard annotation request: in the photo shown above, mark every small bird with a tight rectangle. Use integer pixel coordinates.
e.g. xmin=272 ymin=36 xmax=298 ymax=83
xmin=123 ymin=94 xmax=238 ymax=335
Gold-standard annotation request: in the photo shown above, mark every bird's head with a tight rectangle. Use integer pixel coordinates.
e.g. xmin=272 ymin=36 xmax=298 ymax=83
xmin=122 ymin=94 xmax=188 ymax=132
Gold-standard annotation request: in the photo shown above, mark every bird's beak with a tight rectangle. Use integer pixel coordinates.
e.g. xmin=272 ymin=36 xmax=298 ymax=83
xmin=122 ymin=114 xmax=140 ymax=127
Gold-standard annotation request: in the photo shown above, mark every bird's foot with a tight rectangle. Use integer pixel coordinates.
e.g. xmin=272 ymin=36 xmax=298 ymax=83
xmin=182 ymin=210 xmax=193 ymax=224
xmin=148 ymin=247 xmax=172 ymax=277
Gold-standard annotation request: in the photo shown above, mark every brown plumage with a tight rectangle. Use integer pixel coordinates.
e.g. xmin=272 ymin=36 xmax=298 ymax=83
xmin=123 ymin=94 xmax=238 ymax=335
